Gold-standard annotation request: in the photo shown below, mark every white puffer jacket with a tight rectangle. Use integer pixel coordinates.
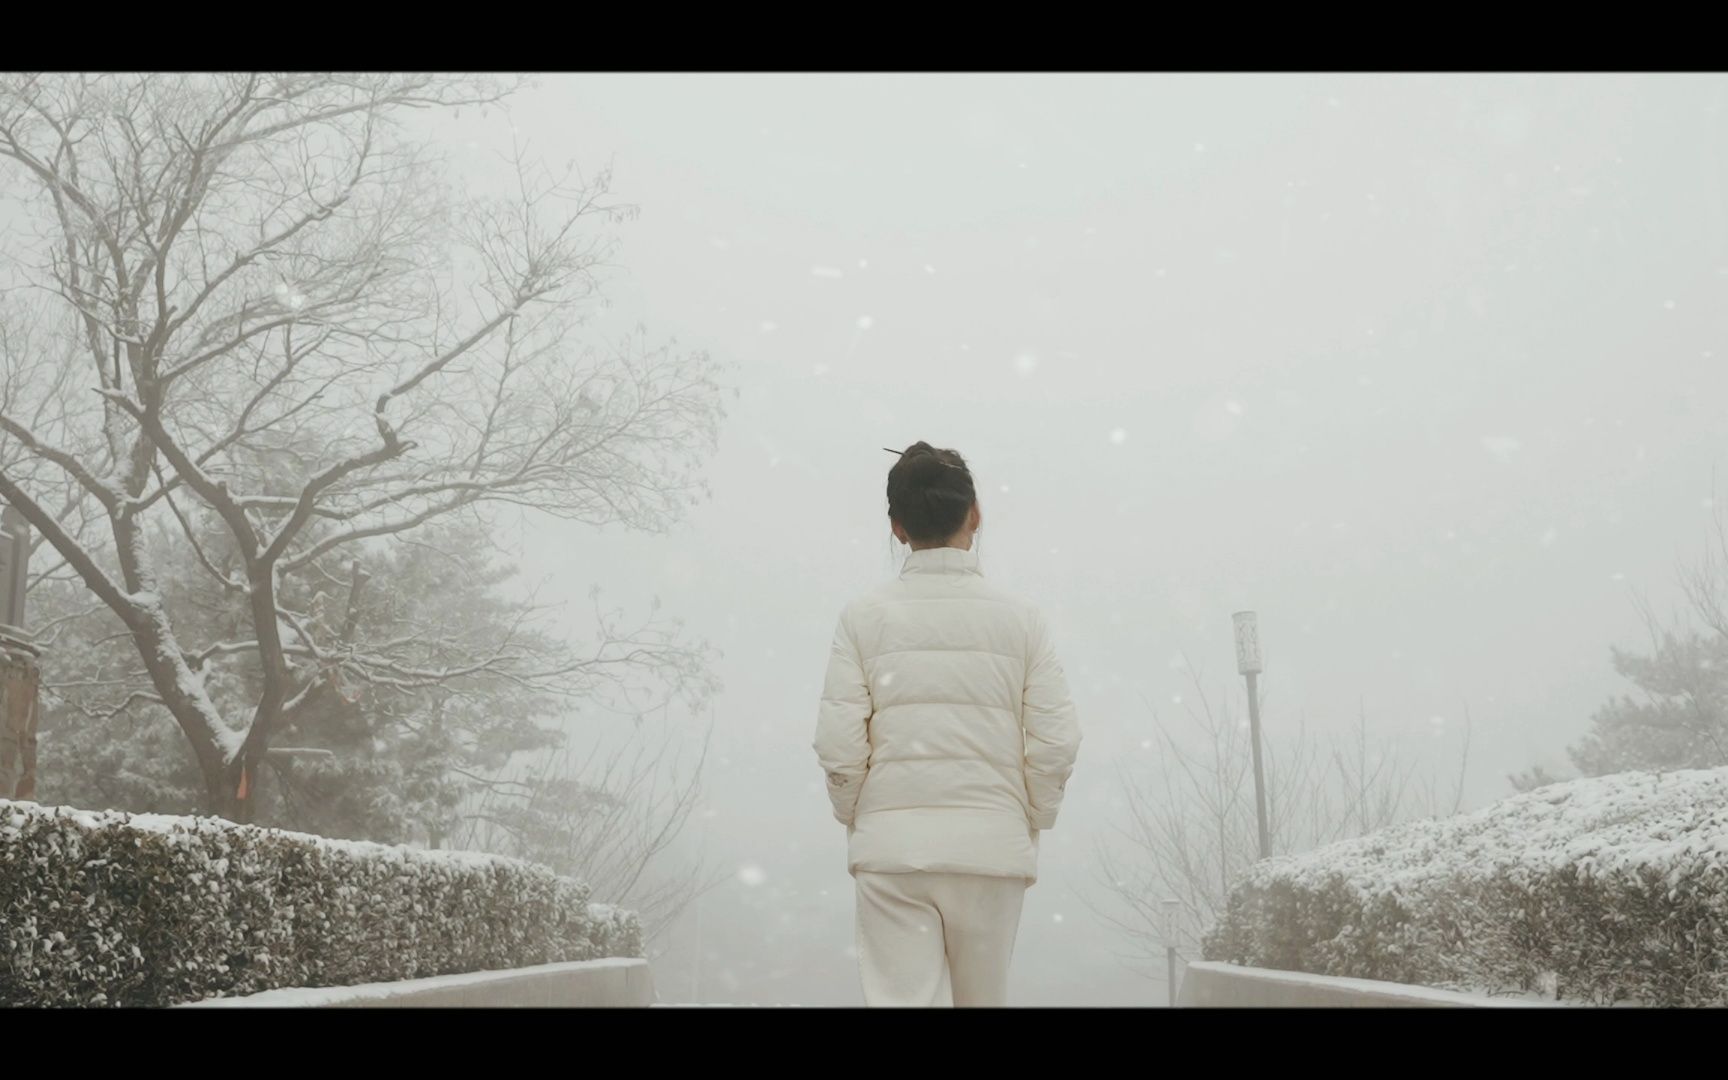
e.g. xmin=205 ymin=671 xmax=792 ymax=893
xmin=814 ymin=546 xmax=1081 ymax=882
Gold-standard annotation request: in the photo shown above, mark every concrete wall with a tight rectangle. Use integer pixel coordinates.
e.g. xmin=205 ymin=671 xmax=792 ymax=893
xmin=180 ymin=957 xmax=653 ymax=1008
xmin=1176 ymin=961 xmax=1549 ymax=1008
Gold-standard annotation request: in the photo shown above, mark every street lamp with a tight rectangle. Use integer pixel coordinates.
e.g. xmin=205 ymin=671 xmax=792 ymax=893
xmin=1162 ymin=897 xmax=1181 ymax=1007
xmin=1233 ymin=611 xmax=1271 ymax=860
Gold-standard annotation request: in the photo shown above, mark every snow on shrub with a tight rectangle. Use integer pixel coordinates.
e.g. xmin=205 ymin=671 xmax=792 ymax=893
xmin=0 ymin=799 xmax=643 ymax=1007
xmin=1203 ymin=768 xmax=1728 ymax=1006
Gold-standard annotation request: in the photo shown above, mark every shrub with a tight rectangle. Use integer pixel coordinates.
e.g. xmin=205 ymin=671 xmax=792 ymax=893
xmin=1203 ymin=768 xmax=1728 ymax=1006
xmin=0 ymin=799 xmax=643 ymax=1007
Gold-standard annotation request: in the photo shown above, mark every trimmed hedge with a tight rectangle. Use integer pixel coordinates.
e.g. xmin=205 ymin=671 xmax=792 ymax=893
xmin=0 ymin=799 xmax=642 ymax=1007
xmin=1203 ymin=768 xmax=1728 ymax=1006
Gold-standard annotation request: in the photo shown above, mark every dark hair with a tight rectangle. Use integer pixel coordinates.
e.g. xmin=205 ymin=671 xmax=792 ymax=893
xmin=885 ymin=441 xmax=976 ymax=543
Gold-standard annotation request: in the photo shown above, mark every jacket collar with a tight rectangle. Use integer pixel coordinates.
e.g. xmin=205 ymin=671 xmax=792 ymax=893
xmin=900 ymin=545 xmax=983 ymax=578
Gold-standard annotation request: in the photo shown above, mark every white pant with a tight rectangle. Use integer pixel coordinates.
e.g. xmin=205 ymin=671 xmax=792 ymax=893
xmin=854 ymin=871 xmax=1027 ymax=1007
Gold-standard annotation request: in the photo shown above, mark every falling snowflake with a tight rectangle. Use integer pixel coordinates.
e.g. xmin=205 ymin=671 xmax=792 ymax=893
xmin=924 ymin=264 xmax=937 ymax=275
xmin=759 ymin=321 xmax=779 ymax=333
xmin=737 ymin=864 xmax=767 ymax=887
xmin=1140 ymin=739 xmax=1153 ymax=750
xmin=998 ymin=483 xmax=1011 ymax=494
xmin=1540 ymin=527 xmax=1558 ymax=547
xmin=1109 ymin=428 xmax=1127 ymax=445
xmin=1052 ymin=913 xmax=1065 ymax=924
xmin=1014 ymin=353 xmax=1038 ymax=376
xmin=857 ymin=258 xmax=869 ymax=269
xmin=1224 ymin=399 xmax=1244 ymax=416
xmin=856 ymin=316 xmax=874 ymax=330
xmin=1610 ymin=571 xmax=1626 ymax=582
xmin=811 ymin=266 xmax=844 ymax=279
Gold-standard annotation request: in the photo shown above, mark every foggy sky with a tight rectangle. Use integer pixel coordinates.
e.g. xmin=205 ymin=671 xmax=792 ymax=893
xmin=441 ymin=74 xmax=1728 ymax=1004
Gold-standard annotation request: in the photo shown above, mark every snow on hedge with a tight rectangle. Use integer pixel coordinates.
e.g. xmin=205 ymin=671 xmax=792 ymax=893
xmin=1204 ymin=768 xmax=1728 ymax=1005
xmin=1 ymin=799 xmax=642 ymax=1007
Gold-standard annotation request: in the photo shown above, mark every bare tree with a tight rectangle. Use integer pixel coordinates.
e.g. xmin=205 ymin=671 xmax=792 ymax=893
xmin=1090 ymin=663 xmax=1472 ymax=967
xmin=0 ymin=73 xmax=725 ymax=822
xmin=455 ymin=714 xmax=720 ymax=939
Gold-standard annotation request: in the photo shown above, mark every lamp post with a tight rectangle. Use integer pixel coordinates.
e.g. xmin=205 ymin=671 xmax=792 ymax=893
xmin=693 ymin=808 xmax=709 ymax=1003
xmin=1163 ymin=897 xmax=1181 ymax=1007
xmin=1233 ymin=611 xmax=1271 ymax=861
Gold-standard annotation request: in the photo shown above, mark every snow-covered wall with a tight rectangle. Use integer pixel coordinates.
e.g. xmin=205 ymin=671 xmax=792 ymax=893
xmin=179 ymin=957 xmax=653 ymax=1008
xmin=1177 ymin=961 xmax=1548 ymax=1008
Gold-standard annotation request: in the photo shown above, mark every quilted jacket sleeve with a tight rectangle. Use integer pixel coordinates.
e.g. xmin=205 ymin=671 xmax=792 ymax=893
xmin=1023 ymin=608 xmax=1081 ymax=831
xmin=813 ymin=608 xmax=872 ymax=827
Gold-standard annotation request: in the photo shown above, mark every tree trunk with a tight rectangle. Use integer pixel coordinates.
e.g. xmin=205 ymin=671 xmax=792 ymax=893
xmin=126 ymin=623 xmax=249 ymax=823
xmin=219 ymin=755 xmax=259 ymax=824
xmin=179 ymin=718 xmax=242 ymax=821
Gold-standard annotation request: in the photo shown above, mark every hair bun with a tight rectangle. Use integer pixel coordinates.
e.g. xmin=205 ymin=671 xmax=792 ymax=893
xmin=885 ymin=440 xmax=976 ymax=543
